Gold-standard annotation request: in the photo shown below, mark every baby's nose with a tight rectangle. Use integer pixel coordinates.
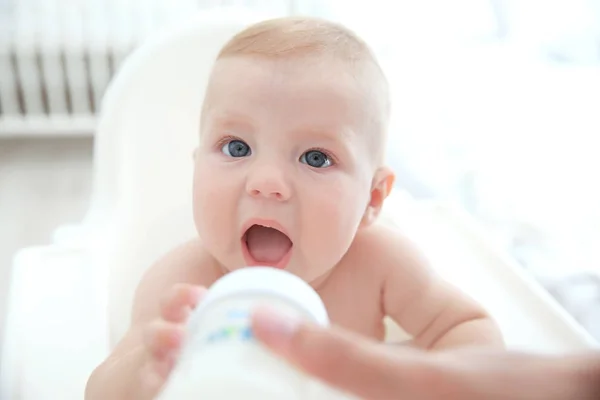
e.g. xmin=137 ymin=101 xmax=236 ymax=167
xmin=246 ymin=167 xmax=291 ymax=201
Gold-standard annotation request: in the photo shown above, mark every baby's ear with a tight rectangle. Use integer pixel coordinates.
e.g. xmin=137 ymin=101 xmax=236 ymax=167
xmin=361 ymin=166 xmax=395 ymax=227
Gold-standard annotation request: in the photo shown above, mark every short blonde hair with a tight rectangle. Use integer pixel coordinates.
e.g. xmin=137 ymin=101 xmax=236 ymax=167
xmin=211 ymin=17 xmax=390 ymax=164
xmin=220 ymin=17 xmax=372 ymax=61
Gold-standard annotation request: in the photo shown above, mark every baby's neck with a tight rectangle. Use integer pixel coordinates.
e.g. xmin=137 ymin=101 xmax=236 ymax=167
xmin=308 ymin=268 xmax=336 ymax=292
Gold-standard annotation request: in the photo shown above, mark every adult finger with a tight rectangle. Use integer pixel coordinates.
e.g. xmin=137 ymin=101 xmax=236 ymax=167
xmin=251 ymin=308 xmax=439 ymax=400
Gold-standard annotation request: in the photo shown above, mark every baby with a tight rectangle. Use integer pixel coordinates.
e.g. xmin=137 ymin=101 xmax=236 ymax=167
xmin=86 ymin=16 xmax=503 ymax=400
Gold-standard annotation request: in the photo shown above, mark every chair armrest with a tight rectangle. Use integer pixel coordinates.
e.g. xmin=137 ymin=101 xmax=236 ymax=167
xmin=1 ymin=245 xmax=110 ymax=400
xmin=381 ymin=190 xmax=598 ymax=352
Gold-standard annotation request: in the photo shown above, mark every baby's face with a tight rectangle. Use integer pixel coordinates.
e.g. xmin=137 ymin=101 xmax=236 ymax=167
xmin=193 ymin=56 xmax=379 ymax=284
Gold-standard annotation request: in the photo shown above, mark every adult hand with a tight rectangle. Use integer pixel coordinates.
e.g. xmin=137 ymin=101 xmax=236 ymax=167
xmin=251 ymin=308 xmax=600 ymax=400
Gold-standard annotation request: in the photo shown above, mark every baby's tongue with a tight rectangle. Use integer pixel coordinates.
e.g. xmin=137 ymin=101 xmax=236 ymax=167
xmin=246 ymin=225 xmax=292 ymax=263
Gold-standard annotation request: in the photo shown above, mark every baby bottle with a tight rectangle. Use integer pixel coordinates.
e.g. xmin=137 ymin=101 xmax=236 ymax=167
xmin=156 ymin=267 xmax=354 ymax=400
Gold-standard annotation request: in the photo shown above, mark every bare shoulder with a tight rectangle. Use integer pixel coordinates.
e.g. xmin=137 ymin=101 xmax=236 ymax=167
xmin=131 ymin=239 xmax=223 ymax=324
xmin=351 ymin=222 xmax=432 ymax=272
xmin=342 ymin=222 xmax=437 ymax=318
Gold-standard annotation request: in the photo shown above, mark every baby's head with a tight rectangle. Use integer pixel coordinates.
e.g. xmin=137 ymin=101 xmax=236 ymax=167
xmin=193 ymin=16 xmax=394 ymax=284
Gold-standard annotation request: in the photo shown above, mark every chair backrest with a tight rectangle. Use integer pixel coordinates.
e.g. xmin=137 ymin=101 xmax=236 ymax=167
xmin=95 ymin=7 xmax=600 ymax=351
xmin=97 ymin=8 xmax=276 ymax=345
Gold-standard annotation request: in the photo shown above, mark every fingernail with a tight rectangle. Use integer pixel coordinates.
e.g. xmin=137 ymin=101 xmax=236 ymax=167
xmin=253 ymin=307 xmax=301 ymax=340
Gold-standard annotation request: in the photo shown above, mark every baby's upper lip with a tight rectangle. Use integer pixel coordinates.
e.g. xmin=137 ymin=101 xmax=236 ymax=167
xmin=241 ymin=218 xmax=291 ymax=239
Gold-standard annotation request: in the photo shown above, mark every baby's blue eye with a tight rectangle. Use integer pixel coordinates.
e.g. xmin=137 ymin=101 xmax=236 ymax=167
xmin=222 ymin=140 xmax=251 ymax=157
xmin=300 ymin=150 xmax=331 ymax=168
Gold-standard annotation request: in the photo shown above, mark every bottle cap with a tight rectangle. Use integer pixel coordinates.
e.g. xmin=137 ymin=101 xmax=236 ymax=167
xmin=192 ymin=267 xmax=329 ymax=326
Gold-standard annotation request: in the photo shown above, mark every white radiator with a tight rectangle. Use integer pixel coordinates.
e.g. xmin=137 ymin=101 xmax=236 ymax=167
xmin=0 ymin=0 xmax=311 ymax=137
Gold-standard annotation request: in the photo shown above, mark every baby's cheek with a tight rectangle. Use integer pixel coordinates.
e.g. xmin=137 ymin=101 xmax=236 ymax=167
xmin=308 ymin=190 xmax=361 ymax=258
xmin=192 ymin=171 xmax=230 ymax=238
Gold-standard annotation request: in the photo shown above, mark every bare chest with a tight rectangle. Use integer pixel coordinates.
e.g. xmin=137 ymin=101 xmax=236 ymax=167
xmin=316 ymin=261 xmax=387 ymax=341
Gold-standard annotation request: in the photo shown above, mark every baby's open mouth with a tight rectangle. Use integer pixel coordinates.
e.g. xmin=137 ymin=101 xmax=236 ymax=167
xmin=243 ymin=224 xmax=293 ymax=266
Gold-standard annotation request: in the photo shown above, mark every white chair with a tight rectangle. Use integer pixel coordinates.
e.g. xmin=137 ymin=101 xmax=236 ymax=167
xmin=2 ymin=8 xmax=597 ymax=400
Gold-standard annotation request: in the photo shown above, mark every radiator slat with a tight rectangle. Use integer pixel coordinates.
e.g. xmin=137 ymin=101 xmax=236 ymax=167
xmin=0 ymin=48 xmax=21 ymax=116
xmin=39 ymin=1 xmax=69 ymax=115
xmin=41 ymin=52 xmax=69 ymax=115
xmin=62 ymin=8 xmax=91 ymax=115
xmin=83 ymin=4 xmax=111 ymax=113
xmin=14 ymin=15 xmax=45 ymax=115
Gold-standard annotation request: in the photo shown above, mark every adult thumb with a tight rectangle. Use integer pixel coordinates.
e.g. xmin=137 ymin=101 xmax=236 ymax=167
xmin=251 ymin=308 xmax=433 ymax=400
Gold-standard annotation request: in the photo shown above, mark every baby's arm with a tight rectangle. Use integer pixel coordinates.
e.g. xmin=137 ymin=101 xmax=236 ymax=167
xmin=85 ymin=240 xmax=218 ymax=400
xmin=376 ymin=228 xmax=504 ymax=351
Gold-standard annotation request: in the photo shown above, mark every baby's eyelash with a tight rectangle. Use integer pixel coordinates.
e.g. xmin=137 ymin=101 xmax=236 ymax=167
xmin=305 ymin=147 xmax=338 ymax=165
xmin=215 ymin=134 xmax=242 ymax=149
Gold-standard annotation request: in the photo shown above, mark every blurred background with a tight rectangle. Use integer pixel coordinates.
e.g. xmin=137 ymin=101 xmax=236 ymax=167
xmin=1 ymin=0 xmax=599 ymax=363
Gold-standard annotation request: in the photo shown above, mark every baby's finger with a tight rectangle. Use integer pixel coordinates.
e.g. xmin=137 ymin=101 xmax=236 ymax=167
xmin=143 ymin=352 xmax=178 ymax=382
xmin=139 ymin=354 xmax=179 ymax=400
xmin=139 ymin=362 xmax=167 ymax=399
xmin=160 ymin=284 xmax=206 ymax=322
xmin=144 ymin=319 xmax=185 ymax=360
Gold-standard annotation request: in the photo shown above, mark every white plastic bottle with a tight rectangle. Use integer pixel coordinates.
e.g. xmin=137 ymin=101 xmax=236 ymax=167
xmin=156 ymin=267 xmax=350 ymax=400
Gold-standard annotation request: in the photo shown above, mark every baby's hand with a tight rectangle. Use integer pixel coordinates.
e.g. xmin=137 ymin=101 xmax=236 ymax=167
xmin=140 ymin=284 xmax=206 ymax=395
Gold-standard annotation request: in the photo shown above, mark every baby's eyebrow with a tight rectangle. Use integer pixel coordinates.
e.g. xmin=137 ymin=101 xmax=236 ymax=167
xmin=207 ymin=112 xmax=255 ymax=130
xmin=293 ymin=126 xmax=355 ymax=141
